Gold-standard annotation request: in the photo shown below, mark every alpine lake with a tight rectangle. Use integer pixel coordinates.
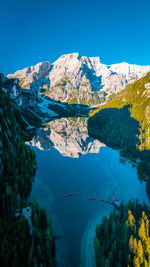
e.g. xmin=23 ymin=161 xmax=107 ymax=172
xmin=28 ymin=116 xmax=148 ymax=267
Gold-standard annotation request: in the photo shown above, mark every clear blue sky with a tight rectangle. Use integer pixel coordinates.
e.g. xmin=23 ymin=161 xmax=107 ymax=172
xmin=1 ymin=0 xmax=150 ymax=75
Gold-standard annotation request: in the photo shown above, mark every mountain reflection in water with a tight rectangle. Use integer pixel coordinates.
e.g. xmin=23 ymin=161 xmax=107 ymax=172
xmin=28 ymin=117 xmax=105 ymax=157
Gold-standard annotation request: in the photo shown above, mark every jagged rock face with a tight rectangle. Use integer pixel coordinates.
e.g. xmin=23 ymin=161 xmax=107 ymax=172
xmin=28 ymin=117 xmax=104 ymax=157
xmin=8 ymin=62 xmax=51 ymax=92
xmin=5 ymin=78 xmax=36 ymax=108
xmin=26 ymin=128 xmax=53 ymax=150
xmin=1 ymin=74 xmax=91 ymax=130
xmin=7 ymin=53 xmax=150 ymax=106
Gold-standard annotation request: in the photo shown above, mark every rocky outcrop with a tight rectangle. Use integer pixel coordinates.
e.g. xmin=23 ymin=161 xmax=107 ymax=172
xmin=145 ymin=83 xmax=150 ymax=89
xmin=8 ymin=53 xmax=150 ymax=106
xmin=26 ymin=128 xmax=53 ymax=150
xmin=8 ymin=62 xmax=51 ymax=92
xmin=3 ymin=72 xmax=91 ymax=128
xmin=5 ymin=78 xmax=36 ymax=108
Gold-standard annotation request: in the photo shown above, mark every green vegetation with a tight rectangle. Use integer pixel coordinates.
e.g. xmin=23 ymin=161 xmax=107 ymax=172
xmin=31 ymin=200 xmax=55 ymax=267
xmin=81 ymin=82 xmax=89 ymax=87
xmin=0 ymin=77 xmax=56 ymax=266
xmin=78 ymin=91 xmax=105 ymax=106
xmin=90 ymin=72 xmax=150 ymax=151
xmin=19 ymin=78 xmax=30 ymax=89
xmin=0 ymin=215 xmax=31 ymax=267
xmin=89 ymin=106 xmax=140 ymax=159
xmin=94 ymin=200 xmax=150 ymax=267
xmin=55 ymin=77 xmax=71 ymax=87
xmin=69 ymin=117 xmax=79 ymax=123
xmin=40 ymin=84 xmax=49 ymax=95
xmin=22 ymin=82 xmax=30 ymax=89
xmin=0 ymin=87 xmax=36 ymax=213
xmin=88 ymin=72 xmax=150 ymax=199
xmin=55 ymin=81 xmax=66 ymax=87
xmin=88 ymin=94 xmax=105 ymax=106
xmin=0 ymin=202 xmax=55 ymax=267
xmin=68 ymin=86 xmax=78 ymax=104
xmin=79 ymin=96 xmax=86 ymax=105
xmin=19 ymin=108 xmax=42 ymax=128
xmin=69 ymin=97 xmax=78 ymax=104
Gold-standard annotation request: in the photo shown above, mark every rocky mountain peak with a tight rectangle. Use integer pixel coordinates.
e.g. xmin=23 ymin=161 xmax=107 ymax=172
xmin=7 ymin=53 xmax=150 ymax=106
xmin=8 ymin=61 xmax=51 ymax=90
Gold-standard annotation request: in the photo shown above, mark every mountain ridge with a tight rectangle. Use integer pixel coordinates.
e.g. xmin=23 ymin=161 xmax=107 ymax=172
xmin=8 ymin=53 xmax=150 ymax=106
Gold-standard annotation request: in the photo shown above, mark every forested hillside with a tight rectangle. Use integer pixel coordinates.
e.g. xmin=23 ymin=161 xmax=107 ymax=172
xmin=89 ymin=72 xmax=150 ymax=151
xmin=88 ymin=72 xmax=150 ymax=199
xmin=0 ymin=77 xmax=56 ymax=266
xmin=94 ymin=200 xmax=150 ymax=267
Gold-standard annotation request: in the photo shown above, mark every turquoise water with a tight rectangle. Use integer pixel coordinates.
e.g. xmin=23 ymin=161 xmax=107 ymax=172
xmin=30 ymin=141 xmax=148 ymax=267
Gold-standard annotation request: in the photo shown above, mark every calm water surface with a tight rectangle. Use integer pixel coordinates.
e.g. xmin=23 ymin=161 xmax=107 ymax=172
xmin=29 ymin=118 xmax=148 ymax=267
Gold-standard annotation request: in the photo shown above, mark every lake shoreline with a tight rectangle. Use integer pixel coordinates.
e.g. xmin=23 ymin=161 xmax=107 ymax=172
xmin=80 ymin=206 xmax=113 ymax=267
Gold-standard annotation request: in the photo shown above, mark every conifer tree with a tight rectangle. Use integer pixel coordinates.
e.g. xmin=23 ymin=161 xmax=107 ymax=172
xmin=136 ymin=240 xmax=144 ymax=264
xmin=127 ymin=210 xmax=136 ymax=231
xmin=129 ymin=235 xmax=134 ymax=252
xmin=138 ymin=218 xmax=146 ymax=241
xmin=104 ymin=258 xmax=110 ymax=267
xmin=133 ymin=256 xmax=140 ymax=267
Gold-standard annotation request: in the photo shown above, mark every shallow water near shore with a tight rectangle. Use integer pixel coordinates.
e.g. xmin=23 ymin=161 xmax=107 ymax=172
xmin=29 ymin=141 xmax=148 ymax=267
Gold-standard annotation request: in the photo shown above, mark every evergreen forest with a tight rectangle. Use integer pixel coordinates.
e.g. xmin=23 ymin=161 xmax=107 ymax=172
xmin=0 ymin=77 xmax=56 ymax=266
xmin=94 ymin=200 xmax=150 ymax=267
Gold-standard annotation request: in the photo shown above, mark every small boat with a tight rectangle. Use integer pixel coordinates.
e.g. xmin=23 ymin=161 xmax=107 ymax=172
xmin=64 ymin=193 xmax=79 ymax=198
